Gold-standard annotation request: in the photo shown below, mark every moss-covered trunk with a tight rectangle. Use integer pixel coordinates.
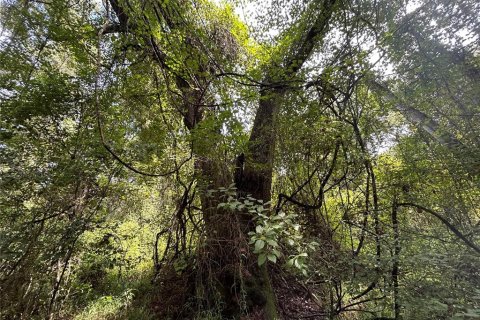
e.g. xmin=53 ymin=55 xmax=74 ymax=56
xmin=104 ymin=0 xmax=338 ymax=317
xmin=193 ymin=128 xmax=279 ymax=318
xmin=188 ymin=0 xmax=339 ymax=314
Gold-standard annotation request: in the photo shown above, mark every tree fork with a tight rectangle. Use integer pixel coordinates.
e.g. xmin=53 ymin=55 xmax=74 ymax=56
xmin=105 ymin=0 xmax=339 ymax=318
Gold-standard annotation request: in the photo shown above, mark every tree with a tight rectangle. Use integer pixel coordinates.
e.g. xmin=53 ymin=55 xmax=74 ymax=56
xmin=1 ymin=0 xmax=479 ymax=319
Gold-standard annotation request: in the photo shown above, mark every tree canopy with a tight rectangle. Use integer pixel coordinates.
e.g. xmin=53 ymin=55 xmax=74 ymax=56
xmin=0 ymin=0 xmax=479 ymax=319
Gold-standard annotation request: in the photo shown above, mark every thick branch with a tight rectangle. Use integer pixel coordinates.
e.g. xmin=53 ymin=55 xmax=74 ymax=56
xmin=368 ymin=80 xmax=464 ymax=150
xmin=282 ymin=0 xmax=338 ymax=76
xmin=109 ymin=0 xmax=129 ymax=28
xmin=397 ymin=202 xmax=480 ymax=254
xmin=239 ymin=0 xmax=339 ymax=201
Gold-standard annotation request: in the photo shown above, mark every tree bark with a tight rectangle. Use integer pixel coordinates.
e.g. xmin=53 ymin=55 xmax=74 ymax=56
xmin=105 ymin=0 xmax=339 ymax=318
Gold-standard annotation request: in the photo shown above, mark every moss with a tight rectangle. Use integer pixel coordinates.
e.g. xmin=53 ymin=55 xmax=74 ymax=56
xmin=242 ymin=264 xmax=278 ymax=319
xmin=261 ymin=265 xmax=278 ymax=320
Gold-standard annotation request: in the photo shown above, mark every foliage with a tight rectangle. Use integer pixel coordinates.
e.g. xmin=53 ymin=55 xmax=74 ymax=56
xmin=0 ymin=0 xmax=479 ymax=319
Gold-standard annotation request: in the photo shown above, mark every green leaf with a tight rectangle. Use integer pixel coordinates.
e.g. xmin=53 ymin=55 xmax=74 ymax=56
xmin=294 ymin=259 xmax=301 ymax=268
xmin=267 ymin=253 xmax=277 ymax=263
xmin=255 ymin=239 xmax=265 ymax=252
xmin=258 ymin=253 xmax=267 ymax=266
xmin=272 ymin=249 xmax=281 ymax=257
xmin=287 ymin=258 xmax=294 ymax=267
xmin=266 ymin=239 xmax=278 ymax=247
xmin=265 ymin=230 xmax=275 ymax=237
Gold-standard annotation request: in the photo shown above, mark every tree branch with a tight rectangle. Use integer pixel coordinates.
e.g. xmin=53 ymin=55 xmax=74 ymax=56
xmin=368 ymin=79 xmax=464 ymax=150
xmin=397 ymin=202 xmax=480 ymax=254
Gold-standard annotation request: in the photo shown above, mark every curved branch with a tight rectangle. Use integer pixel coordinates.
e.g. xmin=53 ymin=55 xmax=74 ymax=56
xmin=95 ymin=21 xmax=192 ymax=177
xmin=397 ymin=202 xmax=480 ymax=254
xmin=276 ymin=142 xmax=340 ymax=211
xmin=368 ymin=79 xmax=464 ymax=150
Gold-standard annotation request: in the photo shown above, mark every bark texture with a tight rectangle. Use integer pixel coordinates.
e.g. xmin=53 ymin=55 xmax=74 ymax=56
xmin=106 ymin=0 xmax=339 ymax=318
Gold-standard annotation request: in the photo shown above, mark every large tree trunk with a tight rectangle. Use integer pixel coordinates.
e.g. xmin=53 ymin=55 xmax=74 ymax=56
xmin=187 ymin=0 xmax=338 ymax=317
xmin=105 ymin=0 xmax=338 ymax=317
xmin=235 ymin=87 xmax=285 ymax=318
